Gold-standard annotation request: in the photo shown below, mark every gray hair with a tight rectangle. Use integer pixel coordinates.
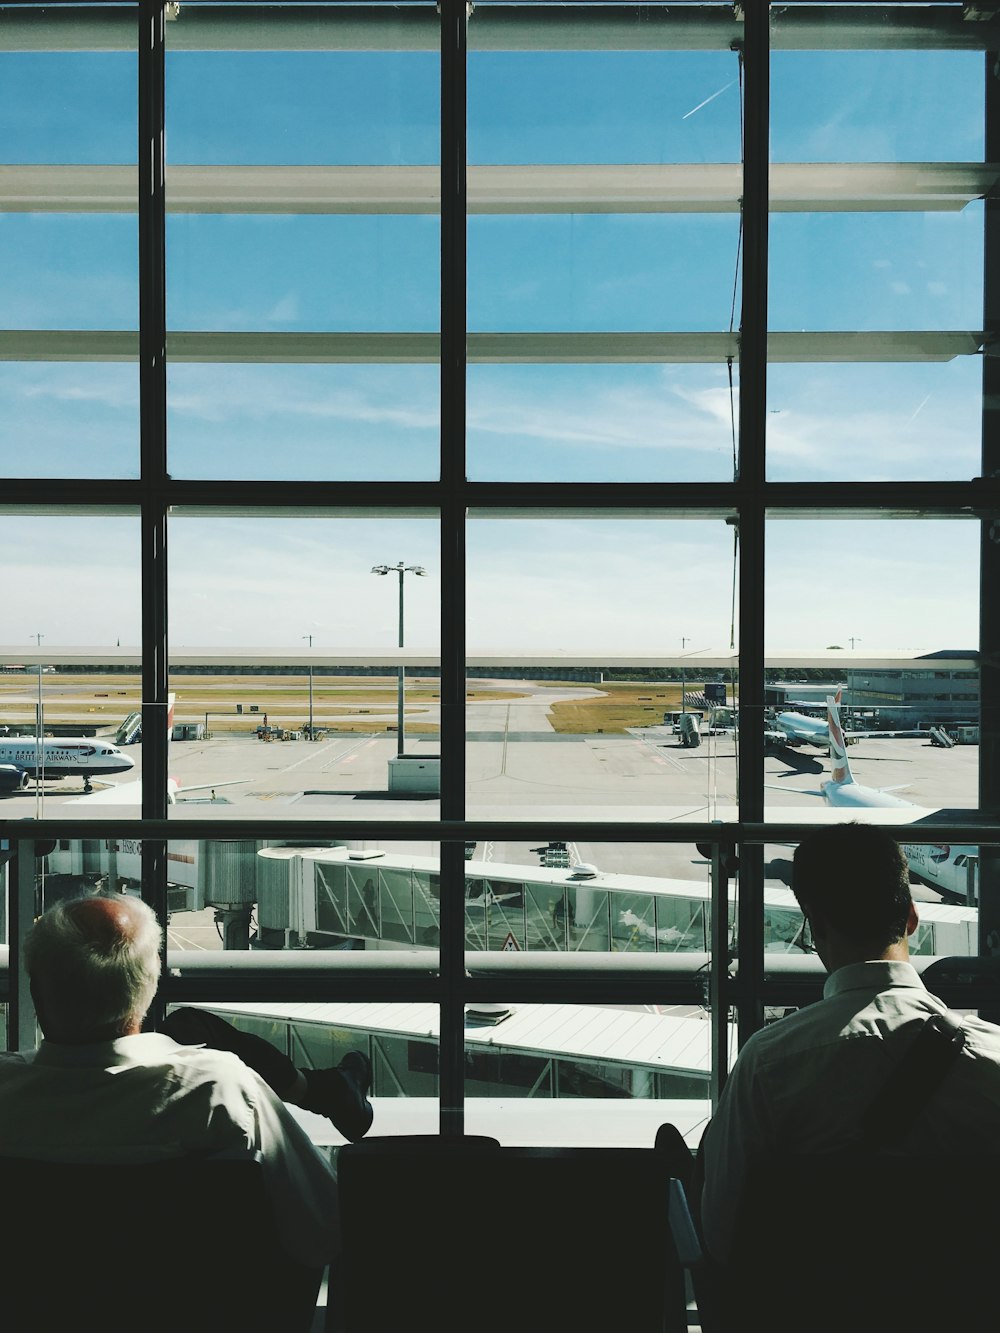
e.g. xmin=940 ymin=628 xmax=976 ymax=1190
xmin=24 ymin=893 xmax=163 ymax=1042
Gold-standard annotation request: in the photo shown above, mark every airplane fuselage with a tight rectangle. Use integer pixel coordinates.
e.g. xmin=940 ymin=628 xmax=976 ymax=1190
xmin=773 ymin=711 xmax=830 ymax=747
xmin=820 ymin=779 xmax=913 ymax=809
xmin=0 ymin=738 xmax=134 ymax=793
xmin=904 ymin=842 xmax=978 ymax=904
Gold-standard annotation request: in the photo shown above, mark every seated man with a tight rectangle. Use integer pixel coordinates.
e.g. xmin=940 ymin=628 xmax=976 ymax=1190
xmin=698 ymin=822 xmax=1000 ymax=1269
xmin=0 ymin=891 xmax=369 ymax=1271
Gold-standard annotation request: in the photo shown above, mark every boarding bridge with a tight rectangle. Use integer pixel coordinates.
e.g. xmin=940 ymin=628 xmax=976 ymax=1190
xmin=254 ymin=846 xmax=978 ymax=959
xmin=199 ymin=998 xmax=729 ymax=1101
xmin=42 ymin=839 xmax=979 ymax=959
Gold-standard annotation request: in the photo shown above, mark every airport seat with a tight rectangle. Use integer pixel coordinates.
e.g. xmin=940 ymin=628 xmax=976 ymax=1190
xmin=335 ymin=1134 xmax=700 ymax=1333
xmin=716 ymin=1150 xmax=1000 ymax=1333
xmin=0 ymin=1152 xmax=325 ymax=1333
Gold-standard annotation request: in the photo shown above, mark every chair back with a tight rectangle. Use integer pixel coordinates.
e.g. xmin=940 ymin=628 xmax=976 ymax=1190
xmin=721 ymin=1151 xmax=1000 ymax=1333
xmin=336 ymin=1134 xmax=692 ymax=1333
xmin=0 ymin=1153 xmax=324 ymax=1333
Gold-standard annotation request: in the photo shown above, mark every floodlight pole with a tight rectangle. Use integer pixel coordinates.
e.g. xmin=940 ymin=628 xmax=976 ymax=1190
xmin=371 ymin=562 xmax=427 ymax=757
xmin=302 ymin=634 xmax=314 ymax=738
xmin=34 ymin=633 xmax=44 ymax=815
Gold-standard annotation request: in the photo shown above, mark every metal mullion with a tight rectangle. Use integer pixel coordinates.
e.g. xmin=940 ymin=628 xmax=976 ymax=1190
xmin=138 ymin=1 xmax=169 ymax=1012
xmin=438 ymin=0 xmax=468 ymax=1136
xmin=13 ymin=846 xmax=35 ymax=1051
xmin=730 ymin=0 xmax=769 ymax=1068
xmin=979 ymin=48 xmax=1000 ymax=1018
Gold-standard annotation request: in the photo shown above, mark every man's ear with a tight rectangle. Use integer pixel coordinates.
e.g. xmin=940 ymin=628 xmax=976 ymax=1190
xmin=28 ymin=977 xmax=48 ymax=1034
xmin=905 ymin=902 xmax=919 ymax=937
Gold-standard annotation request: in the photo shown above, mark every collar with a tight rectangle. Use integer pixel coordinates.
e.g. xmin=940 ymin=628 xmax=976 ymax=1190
xmin=33 ymin=1032 xmax=183 ymax=1069
xmin=823 ymin=959 xmax=925 ymax=1002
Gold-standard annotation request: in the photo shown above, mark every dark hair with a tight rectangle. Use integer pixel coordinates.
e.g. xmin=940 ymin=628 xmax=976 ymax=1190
xmin=792 ymin=823 xmax=912 ymax=954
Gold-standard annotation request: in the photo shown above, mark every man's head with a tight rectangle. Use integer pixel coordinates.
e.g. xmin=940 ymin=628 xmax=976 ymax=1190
xmin=24 ymin=893 xmax=163 ymax=1043
xmin=792 ymin=823 xmax=917 ymax=970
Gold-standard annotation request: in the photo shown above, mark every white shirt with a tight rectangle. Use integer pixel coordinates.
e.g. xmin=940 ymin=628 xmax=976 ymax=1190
xmin=0 ymin=1032 xmax=340 ymax=1269
xmin=700 ymin=960 xmax=1000 ymax=1265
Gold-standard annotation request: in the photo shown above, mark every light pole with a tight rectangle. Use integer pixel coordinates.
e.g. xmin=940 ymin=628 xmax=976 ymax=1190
xmin=680 ymin=637 xmax=689 ymax=716
xmin=302 ymin=634 xmax=314 ymax=739
xmin=371 ymin=562 xmax=426 ymax=756
xmin=34 ymin=633 xmax=44 ymax=814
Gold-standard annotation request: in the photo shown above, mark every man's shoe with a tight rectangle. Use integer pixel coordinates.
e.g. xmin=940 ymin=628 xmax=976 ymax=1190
xmin=301 ymin=1052 xmax=374 ymax=1143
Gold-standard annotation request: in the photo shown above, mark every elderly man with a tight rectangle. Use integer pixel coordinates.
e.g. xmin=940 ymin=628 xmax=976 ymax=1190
xmin=0 ymin=891 xmax=356 ymax=1271
xmin=698 ymin=822 xmax=1000 ymax=1269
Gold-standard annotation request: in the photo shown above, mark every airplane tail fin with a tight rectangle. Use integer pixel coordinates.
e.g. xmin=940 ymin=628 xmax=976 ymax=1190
xmin=166 ymin=693 xmax=177 ymax=805
xmin=826 ymin=689 xmax=855 ymax=786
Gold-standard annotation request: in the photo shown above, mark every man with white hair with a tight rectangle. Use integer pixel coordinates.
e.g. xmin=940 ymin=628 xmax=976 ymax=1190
xmin=0 ymin=891 xmax=346 ymax=1270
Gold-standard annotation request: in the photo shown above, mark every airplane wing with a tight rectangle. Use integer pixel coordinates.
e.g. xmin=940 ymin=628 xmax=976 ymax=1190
xmin=65 ymin=778 xmax=250 ymax=806
xmin=64 ymin=780 xmax=143 ymax=806
xmin=173 ymin=779 xmax=252 ymax=800
xmin=845 ymin=729 xmax=924 ymax=741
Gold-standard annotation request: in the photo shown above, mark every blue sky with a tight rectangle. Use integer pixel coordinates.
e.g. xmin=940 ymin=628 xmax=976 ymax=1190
xmin=0 ymin=37 xmax=987 ymax=653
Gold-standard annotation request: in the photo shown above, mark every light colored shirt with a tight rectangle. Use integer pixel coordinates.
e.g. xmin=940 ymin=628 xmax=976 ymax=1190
xmin=700 ymin=960 xmax=1000 ymax=1264
xmin=0 ymin=1032 xmax=340 ymax=1269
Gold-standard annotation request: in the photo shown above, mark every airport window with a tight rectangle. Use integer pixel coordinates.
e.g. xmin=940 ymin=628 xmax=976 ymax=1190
xmin=2 ymin=0 xmax=1000 ymax=1164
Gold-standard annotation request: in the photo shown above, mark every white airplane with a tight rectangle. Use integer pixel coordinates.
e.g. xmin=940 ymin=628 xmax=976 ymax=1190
xmin=772 ymin=692 xmax=978 ymax=902
xmin=771 ymin=698 xmax=919 ymax=750
xmin=66 ymin=695 xmax=246 ymax=806
xmin=0 ymin=735 xmax=134 ymax=795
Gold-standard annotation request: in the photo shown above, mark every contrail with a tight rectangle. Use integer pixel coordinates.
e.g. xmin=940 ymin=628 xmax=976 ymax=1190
xmin=682 ymin=79 xmax=737 ymax=120
xmin=910 ymin=393 xmax=931 ymax=419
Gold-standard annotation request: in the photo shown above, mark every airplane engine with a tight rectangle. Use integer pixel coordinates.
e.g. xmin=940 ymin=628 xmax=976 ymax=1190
xmin=0 ymin=766 xmax=30 ymax=793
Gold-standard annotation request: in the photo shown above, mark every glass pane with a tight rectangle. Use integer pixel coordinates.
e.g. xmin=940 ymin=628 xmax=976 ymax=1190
xmin=167 ymin=515 xmax=440 ymax=823
xmin=766 ymin=358 xmax=981 ymax=483
xmin=470 ymin=49 xmax=741 ymax=165
xmin=0 ymin=363 xmax=138 ymax=480
xmin=771 ymin=51 xmax=984 ymax=164
xmin=466 ymin=515 xmax=738 ymax=819
xmin=765 ymin=519 xmax=980 ymax=816
xmin=0 ymin=514 xmax=141 ymax=819
xmin=165 ymin=30 xmax=441 ymax=479
xmin=464 ymin=998 xmax=716 ymax=1147
xmin=0 ymin=49 xmax=136 ymax=164
xmin=0 ymin=17 xmax=139 ymax=476
xmin=168 ymin=364 xmax=439 ymax=482
xmin=769 ymin=209 xmax=983 ymax=333
xmin=180 ymin=1000 xmax=438 ymax=1120
xmin=470 ymin=214 xmax=740 ymax=333
xmin=467 ymin=21 xmax=742 ymax=483
xmin=468 ymin=363 xmax=738 ymax=483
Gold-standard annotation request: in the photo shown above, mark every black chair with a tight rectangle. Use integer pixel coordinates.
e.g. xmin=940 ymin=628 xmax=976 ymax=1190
xmin=0 ymin=1153 xmax=325 ymax=1333
xmin=718 ymin=1151 xmax=1000 ymax=1333
xmin=336 ymin=1133 xmax=699 ymax=1333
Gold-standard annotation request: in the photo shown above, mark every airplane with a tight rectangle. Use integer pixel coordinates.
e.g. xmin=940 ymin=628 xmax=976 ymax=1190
xmin=770 ymin=696 xmax=920 ymax=750
xmin=0 ymin=736 xmax=134 ymax=795
xmin=770 ymin=691 xmax=978 ymax=903
xmin=66 ymin=695 xmax=247 ymax=806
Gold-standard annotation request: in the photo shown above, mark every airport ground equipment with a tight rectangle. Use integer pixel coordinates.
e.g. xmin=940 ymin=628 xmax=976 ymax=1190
xmin=0 ymin=1152 xmax=325 ymax=1333
xmin=678 ymin=712 xmax=702 ymax=747
xmin=336 ymin=1135 xmax=700 ymax=1333
xmin=929 ymin=726 xmax=956 ymax=748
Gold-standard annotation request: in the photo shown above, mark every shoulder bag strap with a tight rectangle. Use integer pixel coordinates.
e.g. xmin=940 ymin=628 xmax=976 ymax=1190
xmin=859 ymin=1010 xmax=967 ymax=1150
